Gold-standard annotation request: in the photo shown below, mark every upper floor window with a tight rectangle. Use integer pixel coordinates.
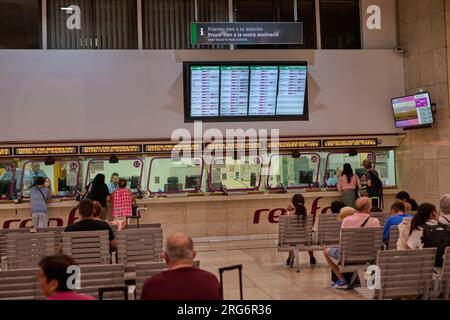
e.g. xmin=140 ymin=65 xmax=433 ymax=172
xmin=0 ymin=0 xmax=41 ymax=49
xmin=47 ymin=0 xmax=138 ymax=49
xmin=319 ymin=0 xmax=361 ymax=49
xmin=233 ymin=0 xmax=316 ymax=49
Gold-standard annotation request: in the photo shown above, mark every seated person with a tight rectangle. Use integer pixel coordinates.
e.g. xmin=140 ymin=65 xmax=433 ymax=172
xmin=439 ymin=194 xmax=450 ymax=224
xmin=406 ymin=203 xmax=439 ymax=249
xmin=64 ymin=199 xmax=117 ymax=251
xmin=141 ymin=232 xmax=222 ymax=300
xmin=330 ymin=201 xmax=346 ymax=214
xmin=383 ymin=201 xmax=413 ymax=243
xmin=38 ymin=254 xmax=95 ymax=300
xmin=337 ymin=206 xmax=356 ymax=221
xmin=395 ymin=191 xmax=419 ymax=212
xmin=323 ymin=197 xmax=380 ymax=290
xmin=92 ymin=201 xmax=103 ymax=220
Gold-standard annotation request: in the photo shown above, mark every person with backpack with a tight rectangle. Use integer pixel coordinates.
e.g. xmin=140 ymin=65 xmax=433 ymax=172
xmin=407 ymin=203 xmax=440 ymax=249
xmin=362 ymin=159 xmax=383 ymax=207
xmin=30 ymin=176 xmax=52 ymax=228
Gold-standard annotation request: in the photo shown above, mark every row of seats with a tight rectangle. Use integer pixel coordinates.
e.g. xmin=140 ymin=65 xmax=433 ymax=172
xmin=278 ymin=215 xmax=450 ymax=299
xmin=1 ymin=225 xmax=163 ymax=271
xmin=0 ymin=260 xmax=200 ymax=300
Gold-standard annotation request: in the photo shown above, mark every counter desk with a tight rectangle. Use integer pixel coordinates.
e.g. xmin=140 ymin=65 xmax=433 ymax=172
xmin=0 ymin=189 xmax=399 ymax=241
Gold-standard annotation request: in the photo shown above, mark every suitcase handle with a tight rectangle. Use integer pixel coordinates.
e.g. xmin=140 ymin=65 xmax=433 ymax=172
xmin=219 ymin=264 xmax=243 ymax=300
xmin=98 ymin=286 xmax=129 ymax=300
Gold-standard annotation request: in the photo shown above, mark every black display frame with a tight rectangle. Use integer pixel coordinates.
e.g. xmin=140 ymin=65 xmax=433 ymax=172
xmin=391 ymin=91 xmax=434 ymax=130
xmin=183 ymin=61 xmax=309 ymax=123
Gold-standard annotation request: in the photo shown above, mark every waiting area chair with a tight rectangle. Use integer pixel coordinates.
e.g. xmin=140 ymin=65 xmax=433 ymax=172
xmin=0 ymin=268 xmax=42 ymax=300
xmin=315 ymin=214 xmax=342 ymax=248
xmin=278 ymin=215 xmax=314 ymax=271
xmin=388 ymin=225 xmax=400 ymax=250
xmin=76 ymin=264 xmax=127 ymax=300
xmin=329 ymin=227 xmax=383 ymax=287
xmin=61 ymin=230 xmax=110 ymax=265
xmin=5 ymin=232 xmax=56 ymax=269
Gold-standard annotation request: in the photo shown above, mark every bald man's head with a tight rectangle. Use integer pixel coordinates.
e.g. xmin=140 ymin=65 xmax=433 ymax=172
xmin=164 ymin=233 xmax=195 ymax=265
xmin=355 ymin=197 xmax=372 ymax=213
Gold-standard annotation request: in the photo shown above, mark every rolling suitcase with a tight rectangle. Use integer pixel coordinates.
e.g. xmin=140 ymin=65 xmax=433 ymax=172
xmin=219 ymin=264 xmax=243 ymax=300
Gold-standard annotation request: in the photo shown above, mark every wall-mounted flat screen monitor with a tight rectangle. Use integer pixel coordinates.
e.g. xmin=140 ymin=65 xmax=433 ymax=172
xmin=183 ymin=61 xmax=308 ymax=122
xmin=391 ymin=92 xmax=434 ymax=129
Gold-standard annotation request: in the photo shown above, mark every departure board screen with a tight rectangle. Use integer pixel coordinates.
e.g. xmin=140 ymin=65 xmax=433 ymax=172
xmin=184 ymin=62 xmax=308 ymax=122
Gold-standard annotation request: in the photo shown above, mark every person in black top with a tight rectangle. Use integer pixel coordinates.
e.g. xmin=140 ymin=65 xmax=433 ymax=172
xmin=65 ymin=199 xmax=117 ymax=251
xmin=83 ymin=173 xmax=110 ymax=220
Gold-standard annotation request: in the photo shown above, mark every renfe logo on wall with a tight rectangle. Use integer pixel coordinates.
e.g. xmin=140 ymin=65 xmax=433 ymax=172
xmin=253 ymin=197 xmax=329 ymax=224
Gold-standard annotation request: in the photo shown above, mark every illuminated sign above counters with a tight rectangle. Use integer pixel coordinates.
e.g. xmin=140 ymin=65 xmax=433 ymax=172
xmin=14 ymin=146 xmax=78 ymax=156
xmin=271 ymin=140 xmax=322 ymax=150
xmin=144 ymin=143 xmax=202 ymax=153
xmin=323 ymin=139 xmax=379 ymax=148
xmin=0 ymin=148 xmax=12 ymax=157
xmin=80 ymin=145 xmax=142 ymax=154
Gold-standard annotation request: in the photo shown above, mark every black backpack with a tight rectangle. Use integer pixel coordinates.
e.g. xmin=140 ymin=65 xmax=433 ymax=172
xmin=367 ymin=170 xmax=383 ymax=199
xmin=421 ymin=223 xmax=450 ymax=267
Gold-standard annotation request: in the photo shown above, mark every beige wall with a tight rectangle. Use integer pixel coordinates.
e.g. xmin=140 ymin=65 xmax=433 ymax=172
xmin=397 ymin=0 xmax=450 ymax=205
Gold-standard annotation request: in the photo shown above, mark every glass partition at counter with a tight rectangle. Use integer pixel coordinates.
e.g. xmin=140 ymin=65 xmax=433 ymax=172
xmin=207 ymin=156 xmax=262 ymax=192
xmin=147 ymin=157 xmax=204 ymax=194
xmin=323 ymin=152 xmax=375 ymax=188
xmin=85 ymin=158 xmax=144 ymax=194
xmin=322 ymin=151 xmax=399 ymax=188
xmin=266 ymin=153 xmax=321 ymax=190
xmin=19 ymin=160 xmax=81 ymax=198
xmin=0 ymin=162 xmax=16 ymax=200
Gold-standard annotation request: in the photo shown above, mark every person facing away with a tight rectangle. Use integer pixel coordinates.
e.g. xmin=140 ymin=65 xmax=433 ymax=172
xmin=361 ymin=159 xmax=383 ymax=200
xmin=84 ymin=173 xmax=110 ymax=220
xmin=383 ymin=200 xmax=413 ymax=242
xmin=30 ymin=176 xmax=52 ymax=228
xmin=141 ymin=232 xmax=222 ymax=300
xmin=438 ymin=194 xmax=450 ymax=224
xmin=64 ymin=199 xmax=117 ymax=251
xmin=406 ymin=203 xmax=440 ymax=249
xmin=395 ymin=191 xmax=419 ymax=212
xmin=111 ymin=178 xmax=133 ymax=221
xmin=107 ymin=173 xmax=120 ymax=193
xmin=286 ymin=194 xmax=316 ymax=266
xmin=323 ymin=197 xmax=380 ymax=290
xmin=38 ymin=254 xmax=95 ymax=300
xmin=337 ymin=163 xmax=362 ymax=207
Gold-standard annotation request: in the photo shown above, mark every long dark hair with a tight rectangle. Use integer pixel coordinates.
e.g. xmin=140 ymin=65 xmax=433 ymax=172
xmin=292 ymin=194 xmax=307 ymax=222
xmin=342 ymin=163 xmax=354 ymax=184
xmin=409 ymin=203 xmax=436 ymax=235
xmin=396 ymin=191 xmax=419 ymax=211
xmin=92 ymin=174 xmax=106 ymax=187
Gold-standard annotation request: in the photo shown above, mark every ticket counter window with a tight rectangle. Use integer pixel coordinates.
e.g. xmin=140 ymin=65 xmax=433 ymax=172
xmin=267 ymin=153 xmax=321 ymax=190
xmin=373 ymin=150 xmax=396 ymax=187
xmin=324 ymin=152 xmax=375 ymax=188
xmin=19 ymin=160 xmax=81 ymax=198
xmin=208 ymin=156 xmax=262 ymax=192
xmin=0 ymin=163 xmax=16 ymax=200
xmin=147 ymin=157 xmax=204 ymax=194
xmin=85 ymin=158 xmax=144 ymax=194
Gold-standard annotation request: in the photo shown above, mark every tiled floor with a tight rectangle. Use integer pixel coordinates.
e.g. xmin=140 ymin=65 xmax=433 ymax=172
xmin=195 ymin=239 xmax=363 ymax=300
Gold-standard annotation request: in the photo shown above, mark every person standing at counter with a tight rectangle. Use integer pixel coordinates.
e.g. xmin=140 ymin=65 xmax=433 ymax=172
xmin=111 ymin=178 xmax=133 ymax=222
xmin=108 ymin=173 xmax=120 ymax=193
xmin=30 ymin=177 xmax=52 ymax=228
xmin=83 ymin=174 xmax=110 ymax=220
xmin=337 ymin=163 xmax=361 ymax=208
